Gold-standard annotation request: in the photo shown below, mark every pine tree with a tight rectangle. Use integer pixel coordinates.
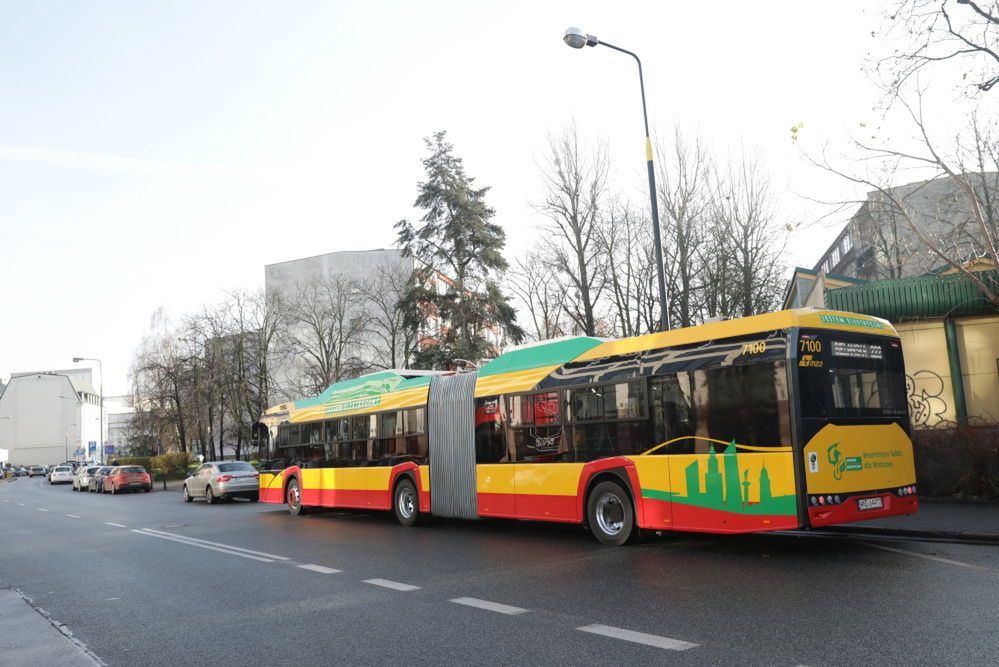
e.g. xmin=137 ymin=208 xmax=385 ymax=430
xmin=395 ymin=131 xmax=524 ymax=369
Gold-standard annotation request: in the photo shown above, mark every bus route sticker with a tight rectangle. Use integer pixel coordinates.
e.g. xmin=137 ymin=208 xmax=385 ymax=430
xmin=808 ymin=451 xmax=819 ymax=473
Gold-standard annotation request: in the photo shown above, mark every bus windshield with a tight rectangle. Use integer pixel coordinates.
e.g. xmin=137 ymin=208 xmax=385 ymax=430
xmin=796 ymin=330 xmax=908 ymax=420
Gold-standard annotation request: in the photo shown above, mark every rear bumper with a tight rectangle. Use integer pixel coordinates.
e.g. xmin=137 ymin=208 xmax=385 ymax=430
xmin=218 ymin=487 xmax=259 ymax=499
xmin=808 ymin=493 xmax=919 ymax=528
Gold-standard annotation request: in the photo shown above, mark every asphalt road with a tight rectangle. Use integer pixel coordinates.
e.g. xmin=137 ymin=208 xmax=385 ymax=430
xmin=2 ymin=478 xmax=998 ymax=666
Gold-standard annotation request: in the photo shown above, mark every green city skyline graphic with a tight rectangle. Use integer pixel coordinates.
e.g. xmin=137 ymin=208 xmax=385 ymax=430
xmin=645 ymin=441 xmax=796 ymax=516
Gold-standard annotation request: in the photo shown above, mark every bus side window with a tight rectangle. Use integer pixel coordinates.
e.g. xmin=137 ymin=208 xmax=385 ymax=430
xmin=475 ymin=396 xmax=506 ymax=463
xmin=697 ymin=361 xmax=791 ymax=448
xmin=650 ymin=374 xmax=697 ymax=454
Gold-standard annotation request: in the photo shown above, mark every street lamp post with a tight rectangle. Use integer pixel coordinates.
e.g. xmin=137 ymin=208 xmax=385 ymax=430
xmin=72 ymin=357 xmax=103 ymax=464
xmin=563 ymin=27 xmax=671 ymax=332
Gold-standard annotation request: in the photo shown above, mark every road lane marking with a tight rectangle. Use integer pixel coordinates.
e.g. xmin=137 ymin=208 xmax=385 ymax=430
xmin=17 ymin=503 xmax=25 ymax=506
xmin=864 ymin=542 xmax=996 ymax=572
xmin=298 ymin=564 xmax=341 ymax=574
xmin=449 ymin=597 xmax=529 ymax=615
xmin=576 ymin=624 xmax=699 ymax=651
xmin=37 ymin=508 xmax=48 ymax=512
xmin=140 ymin=528 xmax=290 ymax=560
xmin=66 ymin=514 xmax=80 ymax=518
xmin=363 ymin=578 xmax=420 ymax=591
xmin=106 ymin=522 xmax=128 ymax=528
xmin=131 ymin=529 xmax=274 ymax=562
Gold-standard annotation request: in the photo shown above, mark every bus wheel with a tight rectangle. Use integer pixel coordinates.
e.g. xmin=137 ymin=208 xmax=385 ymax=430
xmin=393 ymin=478 xmax=419 ymax=527
xmin=287 ymin=478 xmax=307 ymax=516
xmin=587 ymin=481 xmax=635 ymax=546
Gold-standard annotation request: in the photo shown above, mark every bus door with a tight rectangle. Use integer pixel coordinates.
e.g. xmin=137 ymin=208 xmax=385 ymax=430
xmin=795 ymin=329 xmax=918 ymax=527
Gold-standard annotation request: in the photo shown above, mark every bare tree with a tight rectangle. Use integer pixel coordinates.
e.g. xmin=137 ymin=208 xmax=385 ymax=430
xmin=536 ymin=123 xmax=610 ymax=336
xmin=656 ymin=128 xmax=714 ymax=328
xmin=874 ymin=0 xmax=999 ymax=95
xmin=795 ymin=94 xmax=999 ymax=306
xmin=596 ymin=199 xmax=658 ymax=336
xmin=709 ymin=150 xmax=788 ymax=318
xmin=507 ymin=249 xmax=571 ymax=341
xmin=281 ymin=272 xmax=370 ymax=397
xmin=359 ymin=260 xmax=417 ymax=370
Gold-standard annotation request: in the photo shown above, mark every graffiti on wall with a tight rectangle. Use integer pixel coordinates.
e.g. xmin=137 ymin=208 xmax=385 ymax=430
xmin=906 ymin=370 xmax=950 ymax=427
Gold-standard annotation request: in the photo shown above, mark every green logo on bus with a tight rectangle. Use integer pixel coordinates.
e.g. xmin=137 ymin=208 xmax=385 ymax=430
xmin=819 ymin=314 xmax=885 ymax=330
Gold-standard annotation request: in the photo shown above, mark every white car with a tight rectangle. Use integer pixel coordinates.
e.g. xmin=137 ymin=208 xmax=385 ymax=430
xmin=73 ymin=466 xmax=100 ymax=491
xmin=49 ymin=466 xmax=75 ymax=485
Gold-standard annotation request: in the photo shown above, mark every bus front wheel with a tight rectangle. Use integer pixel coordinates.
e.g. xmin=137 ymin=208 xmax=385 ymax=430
xmin=393 ymin=478 xmax=419 ymax=527
xmin=287 ymin=478 xmax=307 ymax=516
xmin=587 ymin=481 xmax=636 ymax=546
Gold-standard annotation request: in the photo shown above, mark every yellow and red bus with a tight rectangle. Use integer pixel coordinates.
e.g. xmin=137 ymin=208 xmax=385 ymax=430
xmin=256 ymin=309 xmax=917 ymax=545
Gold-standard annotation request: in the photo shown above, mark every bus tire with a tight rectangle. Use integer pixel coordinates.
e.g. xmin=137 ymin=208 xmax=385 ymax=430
xmin=393 ymin=478 xmax=419 ymax=527
xmin=587 ymin=481 xmax=635 ymax=546
xmin=287 ymin=478 xmax=307 ymax=516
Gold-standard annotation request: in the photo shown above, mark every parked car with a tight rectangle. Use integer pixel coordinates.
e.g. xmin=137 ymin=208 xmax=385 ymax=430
xmin=183 ymin=461 xmax=260 ymax=504
xmin=72 ymin=466 xmax=99 ymax=491
xmin=48 ymin=466 xmax=74 ymax=485
xmin=103 ymin=466 xmax=152 ymax=494
xmin=89 ymin=466 xmax=113 ymax=492
xmin=28 ymin=466 xmax=46 ymax=478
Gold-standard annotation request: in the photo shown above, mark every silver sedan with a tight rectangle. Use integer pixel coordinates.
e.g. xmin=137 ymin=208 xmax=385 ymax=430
xmin=182 ymin=461 xmax=260 ymax=504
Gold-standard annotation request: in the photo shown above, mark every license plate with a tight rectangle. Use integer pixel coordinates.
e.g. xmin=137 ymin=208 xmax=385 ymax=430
xmin=857 ymin=497 xmax=884 ymax=511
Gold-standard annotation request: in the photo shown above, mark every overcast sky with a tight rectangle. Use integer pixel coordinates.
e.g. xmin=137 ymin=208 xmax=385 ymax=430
xmin=1 ymin=1 xmax=931 ymax=394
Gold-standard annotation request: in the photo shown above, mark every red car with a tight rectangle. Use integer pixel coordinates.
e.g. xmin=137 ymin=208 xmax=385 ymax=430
xmin=103 ymin=466 xmax=152 ymax=494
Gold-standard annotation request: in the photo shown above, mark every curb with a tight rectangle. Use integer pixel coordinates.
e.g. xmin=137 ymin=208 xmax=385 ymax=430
xmin=822 ymin=525 xmax=999 ymax=544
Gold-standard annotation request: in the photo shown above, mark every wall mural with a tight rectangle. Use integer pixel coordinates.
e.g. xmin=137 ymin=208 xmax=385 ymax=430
xmin=905 ymin=370 xmax=950 ymax=427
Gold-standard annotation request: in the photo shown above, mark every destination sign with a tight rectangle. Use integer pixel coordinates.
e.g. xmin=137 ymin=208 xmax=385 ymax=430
xmin=831 ymin=340 xmax=883 ymax=360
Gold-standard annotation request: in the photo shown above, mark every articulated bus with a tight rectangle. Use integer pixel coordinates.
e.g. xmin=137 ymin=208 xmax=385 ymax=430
xmin=256 ymin=309 xmax=918 ymax=545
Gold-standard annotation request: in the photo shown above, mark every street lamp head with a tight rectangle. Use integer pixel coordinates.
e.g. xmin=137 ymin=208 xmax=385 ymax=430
xmin=72 ymin=357 xmax=82 ymax=363
xmin=563 ymin=27 xmax=598 ymax=49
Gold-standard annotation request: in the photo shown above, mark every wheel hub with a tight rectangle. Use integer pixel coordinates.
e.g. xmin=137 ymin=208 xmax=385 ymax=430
xmin=595 ymin=493 xmax=625 ymax=536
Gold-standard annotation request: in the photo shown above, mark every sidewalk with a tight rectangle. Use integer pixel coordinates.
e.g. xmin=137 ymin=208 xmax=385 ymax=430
xmin=0 ymin=590 xmax=101 ymax=665
xmin=825 ymin=500 xmax=999 ymax=542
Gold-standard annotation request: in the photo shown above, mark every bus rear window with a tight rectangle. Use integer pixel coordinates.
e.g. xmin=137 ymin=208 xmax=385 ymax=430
xmin=797 ymin=331 xmax=907 ymax=419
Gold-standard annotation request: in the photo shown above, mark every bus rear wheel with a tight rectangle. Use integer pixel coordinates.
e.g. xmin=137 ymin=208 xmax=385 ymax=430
xmin=587 ymin=481 xmax=636 ymax=546
xmin=393 ymin=478 xmax=419 ymax=527
xmin=287 ymin=478 xmax=307 ymax=516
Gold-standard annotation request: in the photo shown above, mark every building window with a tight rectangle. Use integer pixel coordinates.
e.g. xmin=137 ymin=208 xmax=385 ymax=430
xmin=830 ymin=247 xmax=840 ymax=268
xmin=841 ymin=233 xmax=853 ymax=254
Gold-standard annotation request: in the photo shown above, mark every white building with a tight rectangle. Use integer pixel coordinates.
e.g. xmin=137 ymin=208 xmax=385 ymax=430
xmin=0 ymin=369 xmax=107 ymax=466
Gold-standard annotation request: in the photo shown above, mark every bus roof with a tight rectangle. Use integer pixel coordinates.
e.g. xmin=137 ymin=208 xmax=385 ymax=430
xmin=264 ymin=309 xmax=895 ymax=424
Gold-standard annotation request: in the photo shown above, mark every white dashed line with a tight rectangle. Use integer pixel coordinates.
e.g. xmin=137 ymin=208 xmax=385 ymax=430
xmin=140 ymin=528 xmax=290 ymax=560
xmin=864 ymin=542 xmax=996 ymax=572
xmin=363 ymin=578 xmax=420 ymax=591
xmin=66 ymin=514 xmax=80 ymax=518
xmin=16 ymin=503 xmax=25 ymax=506
xmin=577 ymin=624 xmax=699 ymax=651
xmin=106 ymin=522 xmax=128 ymax=528
xmin=37 ymin=508 xmax=48 ymax=512
xmin=449 ymin=597 xmax=529 ymax=615
xmin=298 ymin=564 xmax=341 ymax=574
xmin=131 ymin=529 xmax=274 ymax=562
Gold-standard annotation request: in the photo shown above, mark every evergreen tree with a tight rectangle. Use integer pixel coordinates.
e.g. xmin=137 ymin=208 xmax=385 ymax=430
xmin=395 ymin=131 xmax=524 ymax=369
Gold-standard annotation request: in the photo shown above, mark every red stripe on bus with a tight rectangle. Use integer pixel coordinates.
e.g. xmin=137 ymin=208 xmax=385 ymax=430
xmin=809 ymin=494 xmax=917 ymax=528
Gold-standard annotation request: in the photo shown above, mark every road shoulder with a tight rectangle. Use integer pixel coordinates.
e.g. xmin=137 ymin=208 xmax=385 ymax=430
xmin=0 ymin=589 xmax=103 ymax=665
